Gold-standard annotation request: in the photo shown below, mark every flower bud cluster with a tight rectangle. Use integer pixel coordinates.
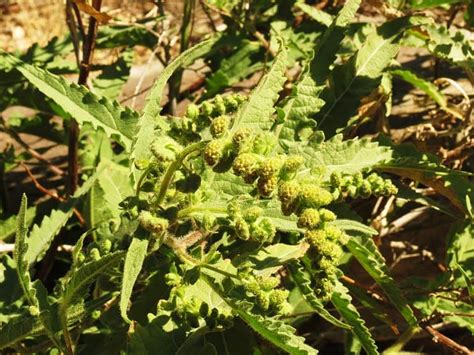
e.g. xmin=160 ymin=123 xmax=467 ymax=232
xmin=179 ymin=94 xmax=247 ymax=134
xmin=158 ymin=269 xmax=233 ymax=330
xmin=330 ymin=171 xmax=398 ymax=200
xmin=242 ymin=275 xmax=291 ymax=315
xmin=230 ymin=205 xmax=276 ymax=243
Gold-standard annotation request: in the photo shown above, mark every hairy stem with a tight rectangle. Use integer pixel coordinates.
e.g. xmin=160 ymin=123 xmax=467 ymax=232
xmin=156 ymin=141 xmax=207 ymax=205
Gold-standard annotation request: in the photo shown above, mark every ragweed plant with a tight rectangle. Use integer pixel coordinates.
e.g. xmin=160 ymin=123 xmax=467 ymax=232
xmin=0 ymin=0 xmax=473 ymax=354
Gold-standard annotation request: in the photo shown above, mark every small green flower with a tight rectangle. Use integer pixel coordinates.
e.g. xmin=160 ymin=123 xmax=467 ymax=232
xmin=257 ymin=175 xmax=278 ymax=197
xmin=186 ymin=103 xmax=200 ymax=119
xmin=297 ymin=208 xmax=320 ymax=229
xmin=203 ymin=139 xmax=224 ymax=166
xmin=259 ymin=157 xmax=283 ymax=179
xmin=318 ymin=208 xmax=336 ymax=222
xmin=139 ymin=211 xmax=169 ymax=234
xmin=232 ymin=153 xmax=260 ymax=180
xmin=298 ymin=184 xmax=333 ymax=209
xmin=210 ymin=115 xmax=229 ymax=138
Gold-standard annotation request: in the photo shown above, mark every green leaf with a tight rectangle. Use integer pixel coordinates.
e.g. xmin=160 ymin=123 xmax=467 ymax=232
xmin=131 ymin=37 xmax=219 ymax=181
xmin=13 ymin=195 xmax=34 ymax=305
xmin=204 ymin=40 xmax=264 ymax=98
xmin=317 ymin=16 xmax=428 ymax=135
xmin=0 ymin=51 xmax=138 ymax=150
xmin=310 ymin=0 xmax=361 ymax=84
xmin=346 ymin=236 xmax=418 ymax=326
xmin=202 ymin=276 xmax=317 ymax=354
xmin=231 ymin=300 xmax=317 ymax=354
xmin=331 ymin=219 xmax=378 ymax=236
xmin=289 ymin=135 xmax=392 ymax=180
xmin=295 ymin=2 xmax=334 ymax=27
xmin=230 ymin=42 xmax=287 ymax=133
xmin=446 ymin=222 xmax=474 ymax=287
xmin=61 ymin=251 xmax=124 ymax=308
xmin=277 ymin=61 xmax=325 ymax=142
xmin=390 ymin=69 xmax=447 ymax=108
xmin=25 ymin=165 xmax=105 ymax=265
xmin=120 ymin=237 xmax=149 ymax=322
xmin=424 ymin=23 xmax=474 ymax=69
xmin=288 ymin=262 xmax=351 ymax=329
xmin=234 ymin=243 xmax=309 ymax=277
xmin=331 ymin=280 xmax=379 ymax=355
xmin=411 ymin=0 xmax=463 ymax=9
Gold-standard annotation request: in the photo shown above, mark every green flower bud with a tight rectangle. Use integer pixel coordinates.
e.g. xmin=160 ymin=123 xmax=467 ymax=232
xmin=227 ymin=201 xmax=240 ymax=218
xmin=186 ymin=103 xmax=200 ymax=119
xmin=213 ymin=95 xmax=226 ymax=116
xmin=359 ymin=180 xmax=372 ymax=198
xmin=243 ymin=206 xmax=263 ymax=223
xmin=281 ymin=155 xmax=304 ymax=179
xmin=223 ymin=95 xmax=239 ymax=111
xmin=90 ymin=248 xmax=101 ymax=261
xmin=256 ymin=291 xmax=270 ymax=311
xmin=297 ymin=208 xmax=320 ymax=229
xmin=232 ymin=128 xmax=251 ymax=148
xmin=29 ymin=305 xmax=40 ymax=316
xmin=319 ymin=208 xmax=336 ymax=222
xmin=232 ymin=153 xmax=260 ymax=180
xmin=305 ymin=229 xmax=326 ymax=248
xmin=259 ymin=157 xmax=283 ymax=179
xmin=139 ymin=211 xmax=169 ymax=234
xmin=101 ymin=239 xmax=112 ymax=253
xmin=252 ymin=133 xmax=276 ymax=155
xmin=298 ymin=185 xmax=333 ymax=209
xmin=341 ymin=175 xmax=353 ymax=189
xmin=324 ymin=225 xmax=345 ymax=242
xmin=235 ymin=217 xmax=250 ymax=240
xmin=202 ymin=101 xmax=214 ymax=117
xmin=353 ymin=172 xmax=364 ymax=187
xmin=260 ymin=276 xmax=280 ymax=291
xmin=278 ymin=181 xmax=300 ymax=204
xmin=91 ymin=310 xmax=101 ymax=320
xmin=253 ymin=218 xmax=276 ymax=242
xmin=269 ymin=289 xmax=289 ymax=307
xmin=319 ymin=257 xmax=337 ymax=273
xmin=210 ymin=115 xmax=229 ymax=138
xmin=346 ymin=185 xmax=357 ymax=198
xmin=203 ymin=139 xmax=224 ymax=166
xmin=257 ymin=175 xmax=278 ymax=197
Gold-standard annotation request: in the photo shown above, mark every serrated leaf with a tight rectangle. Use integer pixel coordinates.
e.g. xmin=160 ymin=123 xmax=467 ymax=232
xmin=346 ymin=236 xmax=418 ymax=326
xmin=390 ymin=69 xmax=447 ymax=108
xmin=295 ymin=2 xmax=333 ymax=27
xmin=61 ymin=251 xmax=124 ymax=308
xmin=317 ymin=16 xmax=428 ymax=135
xmin=234 ymin=243 xmax=309 ymax=277
xmin=13 ymin=195 xmax=34 ymax=305
xmin=25 ymin=165 xmax=105 ymax=265
xmin=331 ymin=280 xmax=379 ymax=355
xmin=290 ymin=135 xmax=392 ymax=180
xmin=277 ymin=61 xmax=325 ymax=142
xmin=230 ymin=43 xmax=287 ymax=133
xmin=310 ymin=0 xmax=361 ymax=84
xmin=131 ymin=37 xmax=219 ymax=181
xmin=231 ymin=301 xmax=317 ymax=354
xmin=0 ymin=51 xmax=138 ymax=150
xmin=201 ymin=275 xmax=317 ymax=354
xmin=288 ymin=262 xmax=351 ymax=329
xmin=424 ymin=23 xmax=474 ymax=69
xmin=331 ymin=219 xmax=378 ymax=236
xmin=120 ymin=238 xmax=149 ymax=322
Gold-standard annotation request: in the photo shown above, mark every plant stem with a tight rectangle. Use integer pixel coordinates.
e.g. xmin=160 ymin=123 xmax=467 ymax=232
xmin=156 ymin=141 xmax=207 ymax=205
xmin=168 ymin=0 xmax=196 ymax=115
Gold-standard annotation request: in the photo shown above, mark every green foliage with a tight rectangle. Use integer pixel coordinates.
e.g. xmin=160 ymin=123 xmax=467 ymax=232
xmin=0 ymin=2 xmax=473 ymax=353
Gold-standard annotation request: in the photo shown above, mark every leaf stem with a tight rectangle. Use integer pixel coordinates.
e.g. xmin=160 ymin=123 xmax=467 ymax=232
xmin=156 ymin=141 xmax=207 ymax=205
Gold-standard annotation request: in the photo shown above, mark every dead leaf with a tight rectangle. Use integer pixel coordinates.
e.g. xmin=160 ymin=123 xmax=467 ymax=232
xmin=73 ymin=0 xmax=112 ymax=24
